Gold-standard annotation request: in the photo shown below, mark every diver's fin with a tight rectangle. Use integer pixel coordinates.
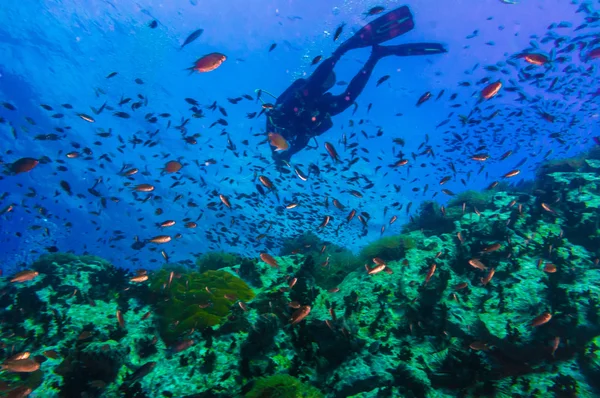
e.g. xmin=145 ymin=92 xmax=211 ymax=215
xmin=373 ymin=43 xmax=448 ymax=58
xmin=336 ymin=6 xmax=414 ymax=53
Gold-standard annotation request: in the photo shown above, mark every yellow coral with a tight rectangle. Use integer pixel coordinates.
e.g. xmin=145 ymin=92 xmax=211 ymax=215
xmin=150 ymin=269 xmax=255 ymax=343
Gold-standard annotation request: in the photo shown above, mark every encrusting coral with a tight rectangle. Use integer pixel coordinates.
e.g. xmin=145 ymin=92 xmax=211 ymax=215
xmin=149 ymin=269 xmax=255 ymax=343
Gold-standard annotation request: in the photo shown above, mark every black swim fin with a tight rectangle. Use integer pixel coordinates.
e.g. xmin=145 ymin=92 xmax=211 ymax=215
xmin=336 ymin=6 xmax=415 ymax=54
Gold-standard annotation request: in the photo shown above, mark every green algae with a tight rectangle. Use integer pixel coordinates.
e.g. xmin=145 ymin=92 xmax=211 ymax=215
xmin=196 ymin=251 xmax=241 ymax=272
xmin=359 ymin=233 xmax=415 ymax=262
xmin=245 ymin=374 xmax=324 ymax=398
xmin=150 ymin=269 xmax=255 ymax=342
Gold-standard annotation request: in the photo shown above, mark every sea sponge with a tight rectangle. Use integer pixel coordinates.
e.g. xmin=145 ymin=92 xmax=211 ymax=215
xmin=245 ymin=374 xmax=324 ymax=398
xmin=196 ymin=251 xmax=241 ymax=272
xmin=150 ymin=269 xmax=255 ymax=343
xmin=359 ymin=234 xmax=414 ymax=262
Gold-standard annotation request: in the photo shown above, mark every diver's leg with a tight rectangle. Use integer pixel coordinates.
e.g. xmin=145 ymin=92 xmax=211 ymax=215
xmin=325 ymin=43 xmax=447 ymax=116
xmin=303 ymin=7 xmax=419 ymax=99
xmin=325 ymin=52 xmax=380 ymax=116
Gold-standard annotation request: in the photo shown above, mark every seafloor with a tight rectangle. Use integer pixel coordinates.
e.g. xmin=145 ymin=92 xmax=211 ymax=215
xmin=1 ymin=148 xmax=600 ymax=397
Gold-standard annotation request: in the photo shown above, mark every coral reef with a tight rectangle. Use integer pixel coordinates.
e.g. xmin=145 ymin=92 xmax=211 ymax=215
xmin=149 ymin=269 xmax=256 ymax=343
xmin=358 ymin=233 xmax=415 ymax=262
xmin=244 ymin=374 xmax=324 ymax=398
xmin=2 ymin=152 xmax=600 ymax=397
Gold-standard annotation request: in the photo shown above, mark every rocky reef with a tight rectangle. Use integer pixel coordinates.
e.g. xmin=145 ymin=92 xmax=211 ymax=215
xmin=1 ymin=152 xmax=600 ymax=397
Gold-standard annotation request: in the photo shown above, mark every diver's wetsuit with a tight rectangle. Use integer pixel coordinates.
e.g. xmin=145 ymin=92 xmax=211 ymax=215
xmin=267 ymin=6 xmax=446 ymax=167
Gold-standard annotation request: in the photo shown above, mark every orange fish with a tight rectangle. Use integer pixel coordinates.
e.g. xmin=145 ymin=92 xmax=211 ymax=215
xmin=480 ymin=268 xmax=495 ymax=285
xmin=10 ymin=270 xmax=39 ymax=283
xmin=469 ymin=341 xmax=490 ymax=351
xmin=288 ymin=301 xmax=301 ymax=309
xmin=160 ymin=220 xmax=176 ymax=228
xmin=425 ymin=264 xmax=436 ymax=284
xmin=332 ymin=199 xmax=344 ymax=210
xmin=503 ymin=169 xmax=520 ymax=178
xmin=290 ymin=305 xmax=311 ymax=325
xmin=116 ymin=310 xmax=125 ymax=328
xmin=541 ymin=203 xmax=556 ymax=213
xmin=471 ymin=154 xmax=489 ymax=161
xmin=288 ymin=277 xmax=297 ymax=289
xmin=481 ymin=81 xmax=502 ymax=100
xmin=6 ymin=386 xmax=33 ymax=397
xmin=122 ymin=168 xmax=138 ymax=176
xmin=373 ymin=258 xmax=386 ymax=266
xmin=551 ymin=336 xmax=560 ymax=356
xmin=260 ymin=253 xmax=278 ymax=268
xmin=268 ymin=133 xmax=289 ymax=151
xmin=7 ymin=352 xmax=30 ymax=361
xmin=531 ymin=312 xmax=552 ymax=327
xmin=66 ymin=151 xmax=79 ymax=159
xmin=520 ymin=53 xmax=549 ymax=65
xmin=454 ymin=282 xmax=468 ymax=290
xmin=468 ymin=258 xmax=487 ymax=271
xmin=259 ymin=176 xmax=273 ymax=189
xmin=10 ymin=158 xmax=39 ymax=174
xmin=318 ymin=215 xmax=331 ymax=228
xmin=220 ymin=194 xmax=231 ymax=209
xmin=188 ymin=53 xmax=226 ymax=73
xmin=171 ymin=339 xmax=194 ymax=353
xmin=149 ymin=235 xmax=171 ymax=244
xmin=347 ymin=209 xmax=356 ymax=223
xmin=164 ymin=160 xmax=183 ymax=173
xmin=293 ymin=166 xmax=308 ymax=181
xmin=366 ymin=263 xmax=386 ymax=275
xmin=134 ymin=184 xmax=154 ymax=192
xmin=1 ymin=358 xmax=40 ymax=373
xmin=324 ymin=142 xmax=340 ymax=162
xmin=185 ymin=222 xmax=197 ymax=228
xmin=482 ymin=243 xmax=501 ymax=253
xmin=325 ymin=319 xmax=335 ymax=331
xmin=130 ymin=275 xmax=149 ymax=283
xmin=393 ymin=159 xmax=408 ymax=167
xmin=543 ymin=263 xmax=557 ymax=273
xmin=43 ymin=350 xmax=60 ymax=359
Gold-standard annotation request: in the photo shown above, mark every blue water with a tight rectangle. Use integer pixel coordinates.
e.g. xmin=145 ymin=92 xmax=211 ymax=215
xmin=2 ymin=0 xmax=594 ymax=272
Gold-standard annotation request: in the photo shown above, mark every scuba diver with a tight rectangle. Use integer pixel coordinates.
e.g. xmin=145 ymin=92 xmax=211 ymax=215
xmin=264 ymin=5 xmax=447 ymax=169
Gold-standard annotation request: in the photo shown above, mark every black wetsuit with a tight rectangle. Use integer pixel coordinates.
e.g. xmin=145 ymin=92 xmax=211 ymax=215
xmin=267 ymin=38 xmax=446 ymax=166
xmin=268 ymin=48 xmax=377 ymax=165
